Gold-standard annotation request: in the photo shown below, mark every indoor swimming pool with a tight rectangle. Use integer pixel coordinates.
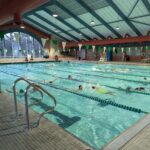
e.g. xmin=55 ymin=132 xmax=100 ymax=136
xmin=0 ymin=62 xmax=150 ymax=150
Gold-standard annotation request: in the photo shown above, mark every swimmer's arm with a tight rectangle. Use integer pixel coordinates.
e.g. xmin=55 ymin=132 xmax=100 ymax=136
xmin=41 ymin=78 xmax=58 ymax=84
xmin=49 ymin=77 xmax=59 ymax=83
xmin=40 ymin=80 xmax=49 ymax=84
xmin=107 ymin=92 xmax=115 ymax=96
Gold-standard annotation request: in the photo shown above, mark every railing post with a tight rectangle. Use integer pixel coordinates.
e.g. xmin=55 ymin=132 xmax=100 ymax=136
xmin=12 ymin=77 xmax=56 ymax=130
xmin=0 ymin=81 xmax=2 ymax=93
xmin=13 ymin=84 xmax=18 ymax=116
xmin=12 ymin=77 xmax=32 ymax=117
xmin=25 ymin=88 xmax=30 ymax=130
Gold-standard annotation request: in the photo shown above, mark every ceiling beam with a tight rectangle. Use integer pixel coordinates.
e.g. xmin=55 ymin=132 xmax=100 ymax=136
xmin=66 ymin=35 xmax=150 ymax=47
xmin=106 ymin=0 xmax=142 ymax=36
xmin=25 ymin=17 xmax=69 ymax=41
xmin=55 ymin=1 xmax=106 ymax=39
xmin=75 ymin=0 xmax=122 ymax=38
xmin=43 ymin=8 xmax=92 ymax=40
xmin=128 ymin=0 xmax=140 ymax=17
xmin=142 ymin=0 xmax=150 ymax=13
xmin=130 ymin=19 xmax=150 ymax=26
xmin=24 ymin=8 xmax=123 ymax=34
xmin=34 ymin=13 xmax=80 ymax=41
xmin=24 ymin=1 xmax=54 ymax=17
xmin=130 ymin=14 xmax=150 ymax=19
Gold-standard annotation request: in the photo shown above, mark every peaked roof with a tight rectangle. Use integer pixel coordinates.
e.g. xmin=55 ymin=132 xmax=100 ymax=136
xmin=23 ymin=0 xmax=150 ymax=41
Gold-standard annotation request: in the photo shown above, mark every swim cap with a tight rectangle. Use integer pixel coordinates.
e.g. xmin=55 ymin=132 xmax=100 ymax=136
xmin=19 ymin=89 xmax=24 ymax=93
xmin=96 ymin=88 xmax=108 ymax=94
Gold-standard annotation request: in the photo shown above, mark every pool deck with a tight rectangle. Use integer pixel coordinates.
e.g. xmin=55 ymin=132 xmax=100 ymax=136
xmin=98 ymin=61 xmax=150 ymax=66
xmin=120 ymin=122 xmax=150 ymax=150
xmin=0 ymin=92 xmax=93 ymax=150
xmin=0 ymin=58 xmax=56 ymax=64
xmin=0 ymin=57 xmax=76 ymax=64
xmin=0 ymin=58 xmax=149 ymax=66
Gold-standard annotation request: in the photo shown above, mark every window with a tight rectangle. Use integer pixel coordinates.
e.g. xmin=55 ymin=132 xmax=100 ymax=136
xmin=0 ymin=32 xmax=43 ymax=58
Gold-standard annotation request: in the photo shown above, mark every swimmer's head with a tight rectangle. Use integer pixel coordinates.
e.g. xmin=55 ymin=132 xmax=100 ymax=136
xmin=68 ymin=75 xmax=72 ymax=80
xmin=79 ymin=85 xmax=83 ymax=90
xmin=92 ymin=86 xmax=96 ymax=89
xmin=126 ymin=87 xmax=131 ymax=92
xmin=19 ymin=89 xmax=24 ymax=93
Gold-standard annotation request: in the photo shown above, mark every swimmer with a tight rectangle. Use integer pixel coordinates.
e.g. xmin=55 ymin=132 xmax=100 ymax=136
xmin=126 ymin=87 xmax=131 ymax=93
xmin=135 ymin=87 xmax=145 ymax=91
xmin=49 ymin=79 xmax=57 ymax=83
xmin=112 ymin=68 xmax=129 ymax=73
xmin=92 ymin=86 xmax=114 ymax=95
xmin=19 ymin=89 xmax=24 ymax=93
xmin=68 ymin=75 xmax=72 ymax=80
xmin=79 ymin=85 xmax=83 ymax=90
xmin=43 ymin=78 xmax=58 ymax=84
xmin=70 ymin=85 xmax=83 ymax=92
xmin=126 ymin=86 xmax=145 ymax=92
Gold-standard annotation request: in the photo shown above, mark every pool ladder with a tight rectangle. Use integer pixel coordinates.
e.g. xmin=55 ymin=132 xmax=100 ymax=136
xmin=13 ymin=77 xmax=56 ymax=130
xmin=0 ymin=80 xmax=1 ymax=93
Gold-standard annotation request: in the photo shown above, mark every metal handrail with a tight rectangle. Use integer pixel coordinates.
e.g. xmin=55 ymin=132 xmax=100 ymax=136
xmin=24 ymin=83 xmax=56 ymax=130
xmin=13 ymin=77 xmax=56 ymax=130
xmin=13 ymin=77 xmax=34 ymax=116
xmin=13 ymin=77 xmax=43 ymax=115
xmin=28 ymin=87 xmax=44 ymax=107
xmin=0 ymin=80 xmax=2 ymax=93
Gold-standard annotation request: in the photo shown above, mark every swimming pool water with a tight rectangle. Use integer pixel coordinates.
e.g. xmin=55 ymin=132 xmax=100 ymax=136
xmin=0 ymin=62 xmax=150 ymax=149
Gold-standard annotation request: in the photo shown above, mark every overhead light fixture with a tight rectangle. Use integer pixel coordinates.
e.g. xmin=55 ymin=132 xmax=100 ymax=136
xmin=53 ymin=13 xmax=58 ymax=17
xmin=116 ymin=26 xmax=120 ymax=30
xmin=55 ymin=29 xmax=58 ymax=32
xmin=20 ymin=24 xmax=25 ymax=29
xmin=53 ymin=0 xmax=58 ymax=18
xmin=90 ymin=20 xmax=95 ymax=25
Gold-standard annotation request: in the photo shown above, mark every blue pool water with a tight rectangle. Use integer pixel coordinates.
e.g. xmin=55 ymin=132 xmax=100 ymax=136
xmin=0 ymin=62 xmax=150 ymax=149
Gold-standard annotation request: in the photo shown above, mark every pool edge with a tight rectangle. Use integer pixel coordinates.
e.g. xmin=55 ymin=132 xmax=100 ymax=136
xmin=101 ymin=113 xmax=150 ymax=150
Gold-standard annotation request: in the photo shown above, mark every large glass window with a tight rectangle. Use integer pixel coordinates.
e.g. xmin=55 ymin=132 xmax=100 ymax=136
xmin=0 ymin=32 xmax=43 ymax=58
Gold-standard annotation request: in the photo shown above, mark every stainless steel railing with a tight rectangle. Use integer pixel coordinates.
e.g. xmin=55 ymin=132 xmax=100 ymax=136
xmin=13 ymin=77 xmax=56 ymax=130
xmin=0 ymin=80 xmax=2 ymax=93
xmin=24 ymin=83 xmax=56 ymax=129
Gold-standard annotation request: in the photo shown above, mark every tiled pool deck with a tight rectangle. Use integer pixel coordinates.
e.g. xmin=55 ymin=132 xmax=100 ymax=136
xmin=0 ymin=93 xmax=93 ymax=150
xmin=0 ymin=57 xmax=77 ymax=64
